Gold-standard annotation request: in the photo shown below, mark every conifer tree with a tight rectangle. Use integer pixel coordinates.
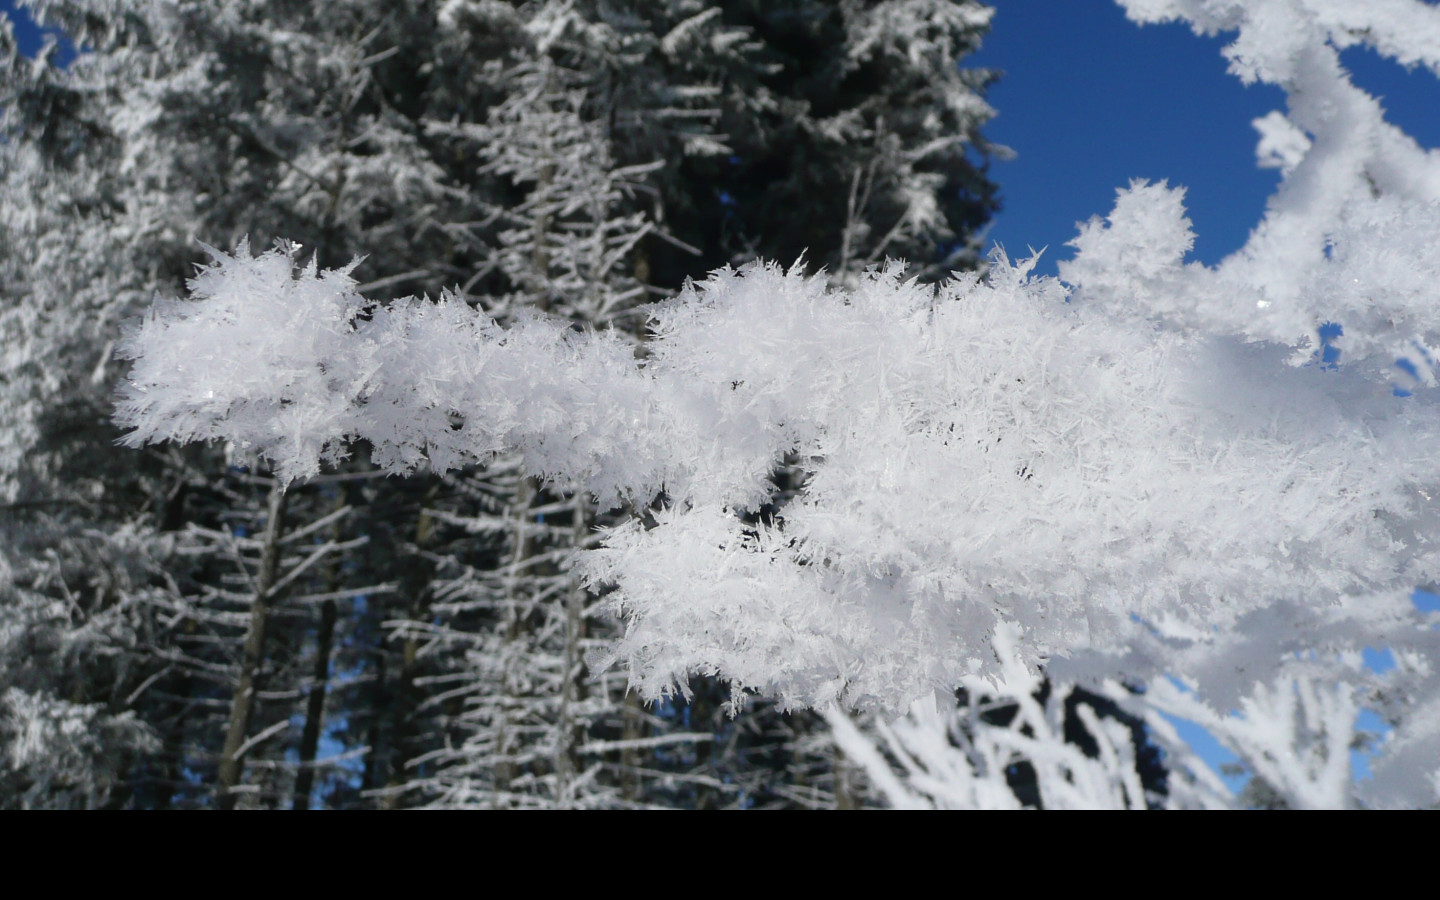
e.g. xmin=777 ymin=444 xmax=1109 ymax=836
xmin=2 ymin=0 xmax=1002 ymax=807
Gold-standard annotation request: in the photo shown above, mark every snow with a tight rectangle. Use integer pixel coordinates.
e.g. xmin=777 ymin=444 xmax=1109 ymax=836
xmin=112 ymin=0 xmax=1440 ymax=806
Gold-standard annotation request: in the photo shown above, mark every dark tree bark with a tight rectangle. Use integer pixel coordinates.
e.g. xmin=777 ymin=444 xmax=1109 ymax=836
xmin=216 ymin=482 xmax=288 ymax=810
xmin=292 ymin=597 xmax=337 ymax=809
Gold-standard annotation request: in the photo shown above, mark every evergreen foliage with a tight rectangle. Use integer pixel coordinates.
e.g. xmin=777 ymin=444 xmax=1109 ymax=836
xmin=115 ymin=0 xmax=1440 ymax=809
xmin=2 ymin=0 xmax=1000 ymax=807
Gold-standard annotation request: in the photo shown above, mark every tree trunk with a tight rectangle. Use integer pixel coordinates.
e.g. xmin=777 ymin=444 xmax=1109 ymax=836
xmin=620 ymin=691 xmax=644 ymax=804
xmin=216 ymin=482 xmax=288 ymax=810
xmin=554 ymin=493 xmax=589 ymax=807
xmin=292 ymin=489 xmax=347 ymax=809
xmin=292 ymin=598 xmax=337 ymax=809
xmin=494 ymin=474 xmax=538 ymax=806
xmin=833 ymin=744 xmax=857 ymax=810
xmin=361 ymin=644 xmax=386 ymax=799
xmin=382 ymin=485 xmax=439 ymax=807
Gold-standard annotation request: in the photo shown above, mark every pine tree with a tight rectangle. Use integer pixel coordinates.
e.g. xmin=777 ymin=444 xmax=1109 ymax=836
xmin=3 ymin=0 xmax=1003 ymax=807
xmin=2 ymin=0 xmax=494 ymax=806
xmin=637 ymin=0 xmax=1002 ymax=286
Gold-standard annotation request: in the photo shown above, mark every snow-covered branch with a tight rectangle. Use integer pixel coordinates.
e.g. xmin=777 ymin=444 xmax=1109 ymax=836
xmin=110 ymin=0 xmax=1440 ymax=806
xmin=115 ymin=237 xmax=1440 ymax=721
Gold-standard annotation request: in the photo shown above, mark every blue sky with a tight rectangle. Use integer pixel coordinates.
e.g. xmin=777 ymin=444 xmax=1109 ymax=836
xmin=971 ymin=0 xmax=1440 ymax=276
xmin=1 ymin=0 xmax=73 ymax=65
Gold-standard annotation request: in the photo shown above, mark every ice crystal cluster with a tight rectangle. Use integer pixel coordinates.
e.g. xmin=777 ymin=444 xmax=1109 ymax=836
xmin=118 ymin=0 xmax=1440 ymax=805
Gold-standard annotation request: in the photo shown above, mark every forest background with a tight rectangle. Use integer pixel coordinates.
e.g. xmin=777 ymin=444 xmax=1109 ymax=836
xmin=1 ymin=0 xmax=1009 ymax=809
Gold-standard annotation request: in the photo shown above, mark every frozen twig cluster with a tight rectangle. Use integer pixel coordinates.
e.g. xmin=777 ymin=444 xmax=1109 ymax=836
xmin=115 ymin=0 xmax=1440 ymax=806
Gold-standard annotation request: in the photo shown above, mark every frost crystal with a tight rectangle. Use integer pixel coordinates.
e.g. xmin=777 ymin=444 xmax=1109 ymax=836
xmin=114 ymin=0 xmax=1440 ymax=805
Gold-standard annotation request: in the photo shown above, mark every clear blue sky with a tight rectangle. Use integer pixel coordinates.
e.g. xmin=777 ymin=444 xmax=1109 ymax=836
xmin=6 ymin=0 xmax=1438 ymax=278
xmin=971 ymin=0 xmax=1440 ymax=275
xmin=2 ymin=0 xmax=73 ymax=65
